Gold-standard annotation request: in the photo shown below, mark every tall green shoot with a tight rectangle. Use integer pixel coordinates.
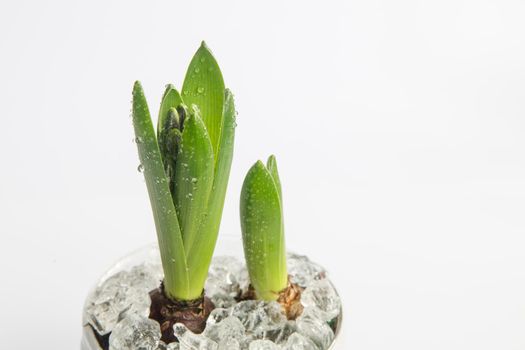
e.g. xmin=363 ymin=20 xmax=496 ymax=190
xmin=132 ymin=42 xmax=236 ymax=301
xmin=240 ymin=156 xmax=288 ymax=300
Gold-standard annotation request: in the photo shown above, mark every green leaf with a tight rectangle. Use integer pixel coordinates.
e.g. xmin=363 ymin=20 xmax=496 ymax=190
xmin=131 ymin=81 xmax=191 ymax=300
xmin=265 ymin=155 xmax=286 ymax=288
xmin=266 ymin=155 xmax=282 ymax=202
xmin=182 ymin=41 xmax=225 ymax=158
xmin=157 ymin=84 xmax=183 ymax=140
xmin=157 ymin=85 xmax=183 ymax=166
xmin=157 ymin=86 xmax=183 ymax=179
xmin=157 ymin=109 xmax=179 ymax=189
xmin=186 ymin=90 xmax=236 ymax=296
xmin=240 ymin=159 xmax=288 ymax=300
xmin=174 ymin=105 xmax=215 ymax=255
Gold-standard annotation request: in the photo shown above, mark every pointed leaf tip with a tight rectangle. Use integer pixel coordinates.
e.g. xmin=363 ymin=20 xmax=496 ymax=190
xmin=161 ymin=84 xmax=177 ymax=99
xmin=266 ymin=155 xmax=282 ymax=204
xmin=133 ymin=80 xmax=143 ymax=94
xmin=182 ymin=44 xmax=225 ymax=156
xmin=267 ymin=155 xmax=276 ymax=166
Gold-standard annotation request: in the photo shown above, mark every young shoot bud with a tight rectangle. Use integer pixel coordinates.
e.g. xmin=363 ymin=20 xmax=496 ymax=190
xmin=240 ymin=155 xmax=288 ymax=300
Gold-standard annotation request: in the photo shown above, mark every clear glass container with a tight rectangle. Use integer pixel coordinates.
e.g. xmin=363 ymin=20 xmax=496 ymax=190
xmin=81 ymin=235 xmax=343 ymax=349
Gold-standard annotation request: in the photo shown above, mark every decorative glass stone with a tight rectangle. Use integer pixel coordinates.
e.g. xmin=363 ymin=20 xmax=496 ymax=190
xmin=204 ymin=316 xmax=245 ymax=344
xmin=296 ymin=308 xmax=334 ymax=350
xmin=282 ymin=333 xmax=318 ymax=350
xmin=248 ymin=340 xmax=279 ymax=350
xmin=205 ymin=307 xmax=232 ymax=326
xmin=85 ymin=264 xmax=161 ymax=335
xmin=287 ymin=253 xmax=325 ymax=288
xmin=166 ymin=342 xmax=180 ymax=350
xmin=173 ymin=323 xmax=219 ymax=350
xmin=108 ymin=314 xmax=161 ymax=350
xmin=206 ymin=257 xmax=245 ymax=293
xmin=218 ymin=338 xmax=241 ymax=350
xmin=301 ymin=279 xmax=341 ymax=322
xmin=262 ymin=321 xmax=297 ymax=344
xmin=248 ymin=339 xmax=279 ymax=350
xmin=208 ymin=293 xmax=237 ymax=309
xmin=231 ymin=301 xmax=286 ymax=335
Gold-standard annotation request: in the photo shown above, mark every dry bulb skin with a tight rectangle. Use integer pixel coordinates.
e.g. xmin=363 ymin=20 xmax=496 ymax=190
xmin=149 ymin=283 xmax=215 ymax=343
xmin=277 ymin=278 xmax=304 ymax=320
xmin=240 ymin=276 xmax=304 ymax=320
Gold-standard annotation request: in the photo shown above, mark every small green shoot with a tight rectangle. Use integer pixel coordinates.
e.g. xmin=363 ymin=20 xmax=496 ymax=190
xmin=240 ymin=155 xmax=288 ymax=300
xmin=132 ymin=42 xmax=236 ymax=301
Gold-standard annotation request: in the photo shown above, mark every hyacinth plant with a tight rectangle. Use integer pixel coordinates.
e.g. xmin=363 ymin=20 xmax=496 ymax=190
xmin=240 ymin=156 xmax=288 ymax=300
xmin=240 ymin=156 xmax=304 ymax=319
xmin=132 ymin=42 xmax=236 ymax=303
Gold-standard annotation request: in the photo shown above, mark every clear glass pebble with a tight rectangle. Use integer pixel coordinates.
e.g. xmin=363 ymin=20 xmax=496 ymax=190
xmin=218 ymin=338 xmax=241 ymax=350
xmin=108 ymin=313 xmax=161 ymax=350
xmin=205 ymin=256 xmax=249 ymax=308
xmin=85 ymin=264 xmax=160 ymax=335
xmin=282 ymin=333 xmax=318 ymax=350
xmin=166 ymin=342 xmax=180 ymax=350
xmin=296 ymin=308 xmax=334 ymax=350
xmin=128 ymin=263 xmax=164 ymax=290
xmin=301 ymin=279 xmax=341 ymax=322
xmin=173 ymin=323 xmax=219 ymax=350
xmin=248 ymin=339 xmax=280 ymax=350
xmin=262 ymin=321 xmax=297 ymax=344
xmin=205 ymin=307 xmax=232 ymax=326
xmin=231 ymin=300 xmax=286 ymax=335
xmin=204 ymin=315 xmax=245 ymax=343
xmin=287 ymin=253 xmax=325 ymax=288
xmin=208 ymin=292 xmax=237 ymax=309
xmin=206 ymin=256 xmax=244 ymax=294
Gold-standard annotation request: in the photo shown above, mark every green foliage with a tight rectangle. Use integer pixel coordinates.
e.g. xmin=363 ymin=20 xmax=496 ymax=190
xmin=132 ymin=82 xmax=189 ymax=299
xmin=182 ymin=42 xmax=225 ymax=158
xmin=132 ymin=42 xmax=236 ymax=301
xmin=185 ymin=89 xmax=236 ymax=296
xmin=240 ymin=156 xmax=288 ymax=300
xmin=173 ymin=106 xmax=215 ymax=251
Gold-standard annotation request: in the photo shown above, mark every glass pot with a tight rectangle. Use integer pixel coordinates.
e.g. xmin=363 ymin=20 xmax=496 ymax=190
xmin=81 ymin=235 xmax=343 ymax=349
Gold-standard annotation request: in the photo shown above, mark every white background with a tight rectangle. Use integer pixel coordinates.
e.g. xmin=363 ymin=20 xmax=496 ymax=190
xmin=1 ymin=0 xmax=524 ymax=349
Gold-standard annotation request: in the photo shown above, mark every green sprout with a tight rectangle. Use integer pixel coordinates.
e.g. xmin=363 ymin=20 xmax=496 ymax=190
xmin=240 ymin=155 xmax=288 ymax=300
xmin=132 ymin=42 xmax=236 ymax=301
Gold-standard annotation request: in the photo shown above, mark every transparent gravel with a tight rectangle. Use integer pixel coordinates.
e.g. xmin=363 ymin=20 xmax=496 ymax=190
xmin=84 ymin=252 xmax=341 ymax=350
